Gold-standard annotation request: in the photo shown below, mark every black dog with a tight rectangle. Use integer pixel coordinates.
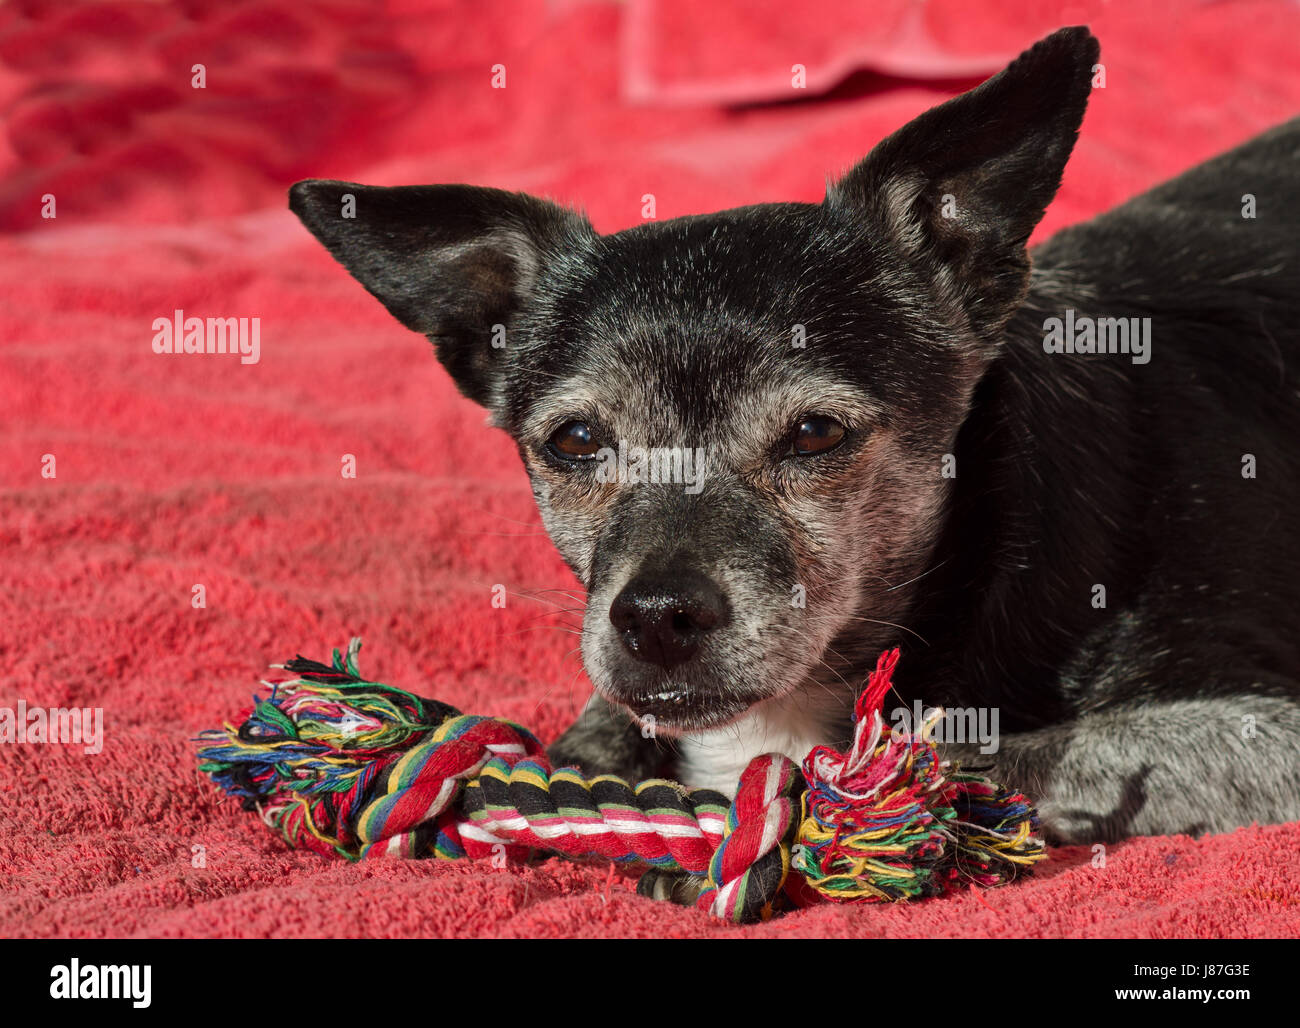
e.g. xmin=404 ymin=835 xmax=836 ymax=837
xmin=291 ymin=27 xmax=1300 ymax=844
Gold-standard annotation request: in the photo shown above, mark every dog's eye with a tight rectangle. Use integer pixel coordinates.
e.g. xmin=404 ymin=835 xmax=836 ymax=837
xmin=787 ymin=416 xmax=846 ymax=457
xmin=547 ymin=420 xmax=602 ymax=460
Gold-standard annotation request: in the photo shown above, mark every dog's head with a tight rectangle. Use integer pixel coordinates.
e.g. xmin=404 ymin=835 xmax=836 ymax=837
xmin=290 ymin=28 xmax=1097 ymax=732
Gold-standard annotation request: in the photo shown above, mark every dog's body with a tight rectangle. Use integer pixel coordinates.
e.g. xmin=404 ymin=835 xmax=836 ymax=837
xmin=292 ymin=28 xmax=1300 ymax=845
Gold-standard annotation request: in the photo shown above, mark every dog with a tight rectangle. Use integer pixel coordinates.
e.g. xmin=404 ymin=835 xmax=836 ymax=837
xmin=290 ymin=27 xmax=1300 ymax=846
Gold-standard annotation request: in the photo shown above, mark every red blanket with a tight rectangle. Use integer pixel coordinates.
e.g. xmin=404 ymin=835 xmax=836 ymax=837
xmin=3 ymin=0 xmax=1298 ymax=938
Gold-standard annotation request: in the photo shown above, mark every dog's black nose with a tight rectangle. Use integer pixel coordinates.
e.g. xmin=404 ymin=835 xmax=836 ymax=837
xmin=609 ymin=569 xmax=728 ymax=669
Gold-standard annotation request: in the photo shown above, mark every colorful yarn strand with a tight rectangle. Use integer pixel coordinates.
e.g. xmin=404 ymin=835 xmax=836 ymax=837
xmin=794 ymin=649 xmax=1045 ymax=902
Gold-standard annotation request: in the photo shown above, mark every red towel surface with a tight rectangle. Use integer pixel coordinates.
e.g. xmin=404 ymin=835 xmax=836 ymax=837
xmin=2 ymin=0 xmax=1298 ymax=938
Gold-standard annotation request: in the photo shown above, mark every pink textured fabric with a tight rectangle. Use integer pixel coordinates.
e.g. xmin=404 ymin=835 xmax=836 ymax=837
xmin=2 ymin=0 xmax=1298 ymax=937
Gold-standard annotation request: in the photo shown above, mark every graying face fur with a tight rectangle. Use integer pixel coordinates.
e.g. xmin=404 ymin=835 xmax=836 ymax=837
xmin=491 ymin=209 xmax=991 ymax=732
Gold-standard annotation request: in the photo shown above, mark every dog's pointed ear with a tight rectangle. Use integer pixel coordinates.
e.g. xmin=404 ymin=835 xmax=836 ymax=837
xmin=828 ymin=26 xmax=1098 ymax=339
xmin=289 ymin=181 xmax=593 ymax=407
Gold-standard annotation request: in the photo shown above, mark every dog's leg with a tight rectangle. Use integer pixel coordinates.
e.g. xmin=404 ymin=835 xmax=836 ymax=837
xmin=547 ymin=694 xmax=669 ymax=781
xmin=942 ymin=688 xmax=1300 ymax=844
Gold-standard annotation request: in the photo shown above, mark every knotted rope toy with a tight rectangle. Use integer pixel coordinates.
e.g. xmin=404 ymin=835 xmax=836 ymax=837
xmin=196 ymin=639 xmax=1046 ymax=923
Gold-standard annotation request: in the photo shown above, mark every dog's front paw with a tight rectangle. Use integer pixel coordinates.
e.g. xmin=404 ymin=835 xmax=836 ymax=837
xmin=547 ymin=695 xmax=669 ymax=781
xmin=1032 ymin=799 xmax=1108 ymax=846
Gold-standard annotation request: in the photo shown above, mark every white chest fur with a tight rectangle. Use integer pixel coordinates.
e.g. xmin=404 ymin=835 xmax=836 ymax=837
xmin=674 ymin=692 xmax=844 ymax=796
